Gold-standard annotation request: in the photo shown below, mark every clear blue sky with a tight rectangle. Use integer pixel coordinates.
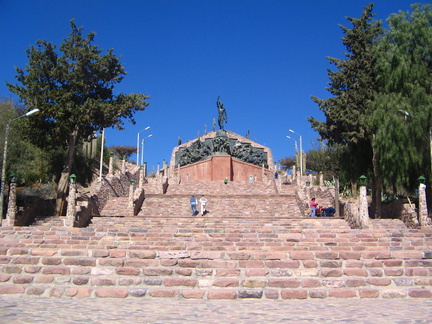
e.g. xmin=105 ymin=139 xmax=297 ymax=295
xmin=0 ymin=0 xmax=414 ymax=172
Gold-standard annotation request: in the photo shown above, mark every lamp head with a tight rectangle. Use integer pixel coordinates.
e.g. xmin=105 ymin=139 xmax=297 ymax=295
xmin=25 ymin=108 xmax=40 ymax=117
xmin=69 ymin=174 xmax=77 ymax=184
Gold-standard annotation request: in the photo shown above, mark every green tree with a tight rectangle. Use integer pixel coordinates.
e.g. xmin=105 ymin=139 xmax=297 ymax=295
xmin=109 ymin=145 xmax=136 ymax=160
xmin=279 ymin=157 xmax=296 ymax=171
xmin=7 ymin=20 xmax=149 ymax=215
xmin=371 ymin=4 xmax=432 ymax=195
xmin=308 ymin=4 xmax=383 ymax=216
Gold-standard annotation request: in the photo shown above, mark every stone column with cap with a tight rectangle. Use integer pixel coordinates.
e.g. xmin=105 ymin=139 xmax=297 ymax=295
xmin=358 ymin=185 xmax=369 ymax=227
xmin=418 ymin=183 xmax=428 ymax=227
xmin=128 ymin=180 xmax=135 ymax=209
xmin=65 ymin=174 xmax=77 ymax=227
xmin=108 ymin=153 xmax=114 ymax=176
xmin=5 ymin=175 xmax=17 ymax=227
xmin=139 ymin=165 xmax=144 ymax=189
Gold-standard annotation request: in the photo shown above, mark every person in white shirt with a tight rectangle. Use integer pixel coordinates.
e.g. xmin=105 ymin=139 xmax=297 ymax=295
xmin=199 ymin=195 xmax=208 ymax=216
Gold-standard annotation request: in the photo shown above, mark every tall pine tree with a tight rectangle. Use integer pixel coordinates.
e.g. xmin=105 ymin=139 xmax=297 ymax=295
xmin=7 ymin=20 xmax=150 ymax=215
xmin=308 ymin=4 xmax=383 ymax=216
xmin=372 ymin=4 xmax=432 ymax=194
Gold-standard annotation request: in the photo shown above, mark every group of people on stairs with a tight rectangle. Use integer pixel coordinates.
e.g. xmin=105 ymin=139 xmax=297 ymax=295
xmin=309 ymin=197 xmax=335 ymax=217
xmin=189 ymin=195 xmax=207 ymax=216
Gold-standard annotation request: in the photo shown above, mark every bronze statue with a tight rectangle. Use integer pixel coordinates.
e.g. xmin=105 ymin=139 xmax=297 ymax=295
xmin=216 ymin=96 xmax=228 ymax=130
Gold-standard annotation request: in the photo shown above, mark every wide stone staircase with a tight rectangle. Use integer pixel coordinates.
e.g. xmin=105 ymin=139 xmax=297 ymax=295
xmin=101 ymin=180 xmax=302 ymax=218
xmin=0 ymin=180 xmax=431 ymax=300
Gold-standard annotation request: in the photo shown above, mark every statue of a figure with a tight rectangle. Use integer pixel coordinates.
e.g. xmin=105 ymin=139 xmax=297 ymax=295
xmin=216 ymin=96 xmax=228 ymax=130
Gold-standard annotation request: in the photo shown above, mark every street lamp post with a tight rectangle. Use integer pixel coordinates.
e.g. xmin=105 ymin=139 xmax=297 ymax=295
xmin=286 ymin=136 xmax=298 ymax=153
xmin=289 ymin=129 xmax=303 ymax=176
xmin=286 ymin=134 xmax=298 ymax=167
xmin=137 ymin=126 xmax=150 ymax=165
xmin=141 ymin=134 xmax=153 ymax=166
xmin=1 ymin=108 xmax=40 ymax=224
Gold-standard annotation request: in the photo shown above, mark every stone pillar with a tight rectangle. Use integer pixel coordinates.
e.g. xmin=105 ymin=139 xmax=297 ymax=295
xmin=319 ymin=172 xmax=324 ymax=187
xmin=292 ymin=165 xmax=296 ymax=180
xmin=305 ymin=185 xmax=311 ymax=203
xmin=108 ymin=154 xmax=114 ymax=176
xmin=5 ymin=181 xmax=17 ymax=227
xmin=139 ymin=166 xmax=145 ymax=189
xmin=418 ymin=183 xmax=428 ymax=227
xmin=143 ymin=162 xmax=148 ymax=177
xmin=128 ymin=180 xmax=135 ymax=209
xmin=121 ymin=158 xmax=126 ymax=174
xmin=296 ymin=167 xmax=301 ymax=186
xmin=358 ymin=185 xmax=369 ymax=227
xmin=65 ymin=181 xmax=77 ymax=227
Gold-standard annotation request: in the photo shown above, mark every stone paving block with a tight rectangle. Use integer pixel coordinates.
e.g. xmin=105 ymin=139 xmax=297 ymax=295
xmin=281 ymin=289 xmax=308 ymax=299
xmin=329 ymin=289 xmax=357 ymax=298
xmin=367 ymin=278 xmax=392 ymax=286
xmin=238 ymin=290 xmax=263 ymax=298
xmin=213 ymin=278 xmax=239 ymax=287
xmin=11 ymin=256 xmax=40 ymax=265
xmin=381 ymin=289 xmax=407 ymax=298
xmin=408 ymin=288 xmax=432 ymax=298
xmin=268 ymin=278 xmax=300 ymax=288
xmin=95 ymin=288 xmax=128 ymax=298
xmin=115 ymin=267 xmax=140 ymax=276
xmin=164 ymin=278 xmax=197 ymax=287
xmin=0 ymin=285 xmax=25 ymax=294
xmin=35 ymin=276 xmax=54 ymax=283
xmin=91 ymin=277 xmax=117 ymax=286
xmin=41 ymin=257 xmax=62 ymax=265
xmin=148 ymin=289 xmax=178 ymax=298
xmin=207 ymin=290 xmax=237 ymax=299
xmin=143 ymin=268 xmax=173 ymax=276
xmin=130 ymin=288 xmax=147 ymax=297
xmin=12 ymin=275 xmax=34 ymax=284
xmin=215 ymin=269 xmax=240 ymax=276
xmin=26 ymin=286 xmax=45 ymax=296
xmin=42 ymin=266 xmax=70 ymax=275
xmin=309 ymin=289 xmax=327 ymax=298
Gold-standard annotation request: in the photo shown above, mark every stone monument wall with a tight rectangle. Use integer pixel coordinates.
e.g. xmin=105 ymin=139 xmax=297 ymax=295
xmin=177 ymin=155 xmax=265 ymax=182
xmin=170 ymin=130 xmax=274 ymax=182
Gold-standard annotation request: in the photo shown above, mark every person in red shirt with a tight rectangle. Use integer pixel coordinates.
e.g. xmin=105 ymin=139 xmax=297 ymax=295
xmin=309 ymin=198 xmax=318 ymax=217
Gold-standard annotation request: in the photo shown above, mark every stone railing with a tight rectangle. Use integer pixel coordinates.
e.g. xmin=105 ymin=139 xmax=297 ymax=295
xmin=72 ymin=159 xmax=141 ymax=227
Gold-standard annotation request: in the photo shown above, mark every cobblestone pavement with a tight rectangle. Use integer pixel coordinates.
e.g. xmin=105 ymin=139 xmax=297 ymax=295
xmin=0 ymin=297 xmax=431 ymax=323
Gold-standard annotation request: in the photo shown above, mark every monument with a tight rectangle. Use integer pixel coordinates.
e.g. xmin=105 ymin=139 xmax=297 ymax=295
xmin=171 ymin=98 xmax=274 ymax=182
xmin=216 ymin=96 xmax=228 ymax=130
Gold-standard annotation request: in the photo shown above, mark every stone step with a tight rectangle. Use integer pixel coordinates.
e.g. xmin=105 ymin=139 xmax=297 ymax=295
xmin=0 ymin=217 xmax=431 ymax=299
xmin=166 ymin=180 xmax=278 ymax=196
xmin=101 ymin=193 xmax=303 ymax=218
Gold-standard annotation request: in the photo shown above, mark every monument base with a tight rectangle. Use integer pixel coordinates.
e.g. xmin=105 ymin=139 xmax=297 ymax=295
xmin=177 ymin=155 xmax=264 ymax=182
